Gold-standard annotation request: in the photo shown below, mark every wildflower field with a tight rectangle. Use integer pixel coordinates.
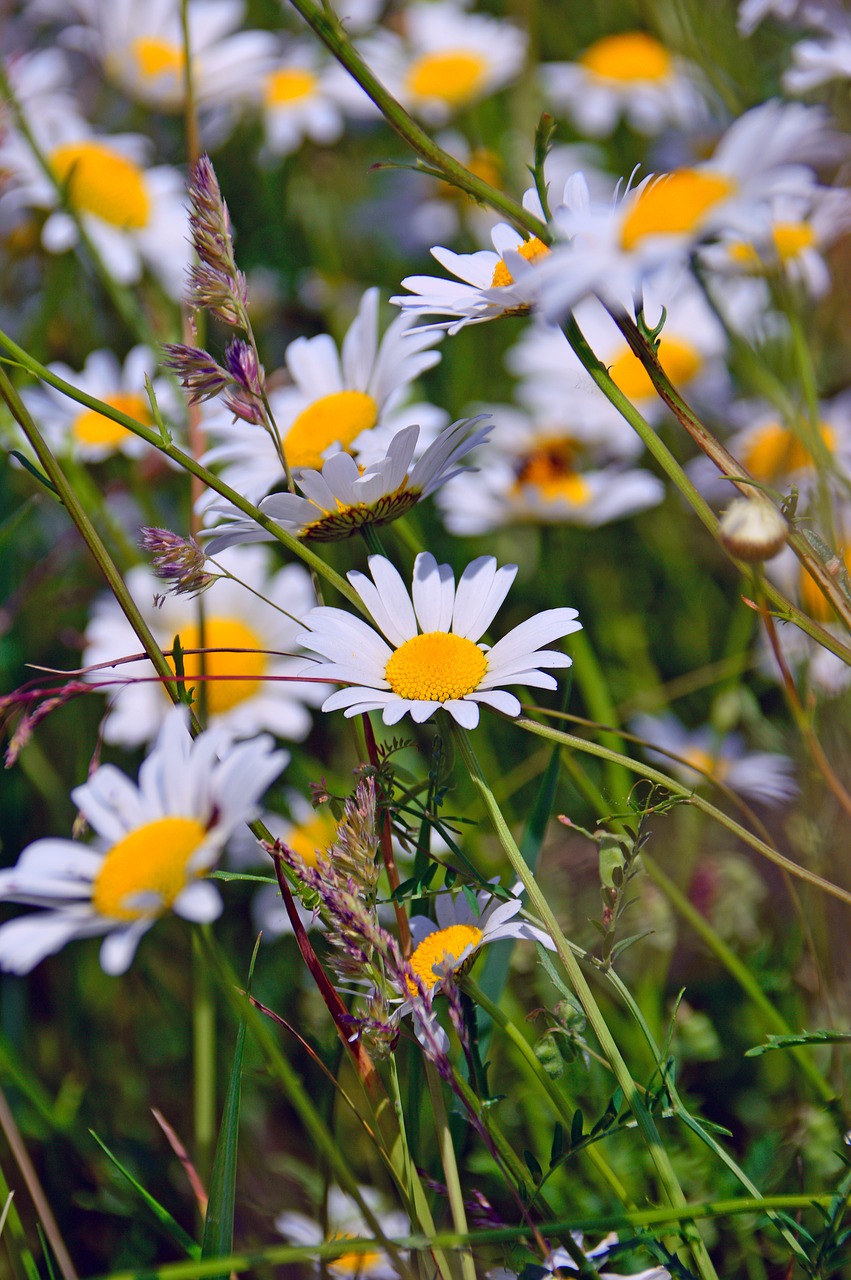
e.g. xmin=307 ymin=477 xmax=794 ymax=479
xmin=2 ymin=0 xmax=851 ymax=1276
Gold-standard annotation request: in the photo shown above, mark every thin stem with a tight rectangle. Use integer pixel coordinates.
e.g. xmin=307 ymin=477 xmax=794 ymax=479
xmin=191 ymin=931 xmax=216 ymax=1189
xmin=424 ymin=1063 xmax=475 ymax=1280
xmin=453 ymin=727 xmax=720 ymax=1280
xmin=0 ymin=1085 xmax=77 ymax=1280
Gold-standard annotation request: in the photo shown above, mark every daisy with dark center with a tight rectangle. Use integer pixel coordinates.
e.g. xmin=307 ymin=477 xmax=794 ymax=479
xmin=297 ymin=551 xmax=581 ymax=728
xmin=0 ymin=706 xmax=287 ymax=975
xmin=202 ymin=417 xmax=491 ymax=549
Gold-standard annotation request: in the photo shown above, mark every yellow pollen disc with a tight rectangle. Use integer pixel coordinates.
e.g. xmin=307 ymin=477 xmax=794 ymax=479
xmin=514 ymin=439 xmax=590 ymax=504
xmin=71 ymin=391 xmax=151 ymax=450
xmin=800 ymin=546 xmax=851 ymax=621
xmin=491 ymin=236 xmax=550 ymax=287
xmin=130 ymin=36 xmax=185 ymax=81
xmin=580 ymin=31 xmax=672 ymax=82
xmin=93 ymin=816 xmax=207 ymax=920
xmin=265 ymin=67 xmax=318 ymax=105
xmin=328 ymin=1237 xmax=383 ymax=1277
xmin=287 ymin=809 xmax=339 ymax=869
xmin=742 ymin=421 xmax=834 ymax=482
xmin=407 ymin=923 xmax=484 ymax=995
xmin=406 ymin=49 xmax=488 ymax=107
xmin=385 ymin=632 xmax=487 ymax=703
xmin=681 ymin=746 xmax=727 ymax=782
xmin=172 ymin=618 xmax=267 ymax=715
xmin=283 ymin=390 xmax=378 ymax=471
xmin=50 ymin=142 xmax=151 ymax=230
xmin=773 ymin=220 xmax=816 ymax=261
xmin=620 ymin=170 xmax=735 ymax=250
xmin=437 ymin=147 xmax=503 ymax=201
xmin=609 ymin=336 xmax=702 ymax=400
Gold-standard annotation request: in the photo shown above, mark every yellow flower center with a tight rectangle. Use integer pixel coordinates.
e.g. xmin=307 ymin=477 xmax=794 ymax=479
xmin=283 ymin=390 xmax=378 ymax=471
xmin=406 ymin=50 xmax=489 ymax=107
xmin=92 ymin=816 xmax=208 ymax=920
xmin=385 ymin=632 xmax=488 ymax=703
xmin=681 ymin=746 xmax=727 ymax=782
xmin=265 ymin=67 xmax=318 ymax=106
xmin=71 ymin=391 xmax=152 ymax=450
xmin=742 ymin=421 xmax=834 ymax=482
xmin=328 ymin=1237 xmax=383 ymax=1277
xmin=729 ymin=220 xmax=817 ymax=269
xmin=173 ymin=618 xmax=267 ymax=715
xmin=580 ymin=31 xmax=673 ymax=82
xmin=49 ymin=142 xmax=151 ymax=230
xmin=407 ymin=923 xmax=484 ymax=995
xmin=491 ymin=236 xmax=550 ymax=287
xmin=287 ymin=809 xmax=339 ymax=870
xmin=609 ymin=336 xmax=702 ymax=400
xmin=800 ymin=546 xmax=851 ymax=621
xmin=620 ymin=169 xmax=735 ymax=250
xmin=514 ymin=439 xmax=591 ymax=505
xmin=130 ymin=36 xmax=185 ymax=82
xmin=437 ymin=147 xmax=503 ymax=201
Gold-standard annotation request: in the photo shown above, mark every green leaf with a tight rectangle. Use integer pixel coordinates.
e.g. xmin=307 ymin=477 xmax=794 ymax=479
xmin=523 ymin=1149 xmax=542 ymax=1182
xmin=745 ymin=1029 xmax=851 ymax=1057
xmin=8 ymin=452 xmax=60 ymax=498
xmin=570 ymin=1109 xmax=584 ymax=1148
xmin=202 ymin=938 xmax=260 ymax=1271
xmin=88 ymin=1130 xmax=200 ymax=1259
xmin=549 ymin=1122 xmax=565 ymax=1167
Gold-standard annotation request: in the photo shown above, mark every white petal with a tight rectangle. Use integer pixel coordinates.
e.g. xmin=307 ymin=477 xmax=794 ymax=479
xmin=485 ymin=609 xmax=582 ymax=671
xmin=412 ymin=553 xmax=455 ymax=633
xmin=173 ymin=880 xmax=223 ymax=922
xmin=446 ymin=699 xmax=480 ymax=728
xmin=99 ymin=922 xmax=152 ymax=975
xmin=0 ymin=913 xmax=93 ymax=973
xmin=452 ymin=560 xmax=517 ymax=639
xmin=349 ymin=557 xmax=417 ymax=645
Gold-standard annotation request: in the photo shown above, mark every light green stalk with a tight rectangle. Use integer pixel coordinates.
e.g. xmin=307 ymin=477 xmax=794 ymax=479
xmin=423 ymin=1062 xmax=475 ymax=1280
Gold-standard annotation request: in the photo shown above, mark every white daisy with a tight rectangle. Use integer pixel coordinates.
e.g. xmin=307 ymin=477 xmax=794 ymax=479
xmin=0 ymin=113 xmax=189 ymax=297
xmin=19 ymin=345 xmax=178 ymax=461
xmin=198 ymin=287 xmax=445 ymax=513
xmin=784 ymin=28 xmax=851 ymax=93
xmin=488 ymin=1230 xmax=671 ymax=1278
xmin=259 ymin=42 xmax=356 ymax=158
xmin=403 ymin=880 xmax=555 ymax=1001
xmin=391 ymin=205 xmax=551 ymax=334
xmin=0 ymin=705 xmax=287 ymax=975
xmin=226 ymin=803 xmax=330 ymax=940
xmin=737 ymin=0 xmax=834 ymax=35
xmin=630 ymin=713 xmax=798 ymax=805
xmin=83 ymin=545 xmax=323 ymax=747
xmin=357 ymin=0 xmax=527 ymax=125
xmin=298 ymin=551 xmax=582 ymax=729
xmin=48 ymin=0 xmax=276 ymax=117
xmin=276 ymin=1185 xmax=409 ymax=1279
xmin=542 ymin=29 xmax=708 ymax=138
xmin=203 ymin=417 xmax=491 ymax=548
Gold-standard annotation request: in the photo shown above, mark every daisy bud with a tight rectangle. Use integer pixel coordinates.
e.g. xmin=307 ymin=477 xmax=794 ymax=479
xmin=139 ymin=527 xmax=216 ymax=597
xmin=161 ymin=343 xmax=231 ymax=403
xmin=718 ymin=495 xmax=788 ymax=562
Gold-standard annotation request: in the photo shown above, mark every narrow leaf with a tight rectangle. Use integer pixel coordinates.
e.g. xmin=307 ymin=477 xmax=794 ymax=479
xmin=570 ymin=1109 xmax=584 ymax=1147
xmin=89 ymin=1130 xmax=200 ymax=1258
xmin=745 ymin=1029 xmax=851 ymax=1057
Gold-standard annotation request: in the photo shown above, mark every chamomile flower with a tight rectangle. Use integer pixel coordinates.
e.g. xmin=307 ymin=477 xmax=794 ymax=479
xmin=0 ymin=114 xmax=189 ymax=295
xmin=298 ymin=551 xmax=581 ymax=729
xmin=542 ymin=30 xmax=708 ymax=138
xmin=276 ymin=1185 xmax=409 ymax=1278
xmin=259 ymin=42 xmax=355 ymax=158
xmin=488 ymin=1231 xmax=671 ymax=1278
xmin=50 ymin=0 xmax=276 ymax=117
xmin=391 ymin=209 xmax=551 ymax=333
xmin=198 ymin=288 xmax=444 ymax=514
xmin=83 ymin=546 xmax=322 ymax=747
xmin=203 ymin=417 xmax=491 ymax=549
xmin=403 ymin=880 xmax=554 ymax=1002
xmin=19 ymin=345 xmax=177 ymax=461
xmin=358 ymin=0 xmax=527 ymax=125
xmin=0 ymin=706 xmax=287 ymax=975
xmin=631 ymin=713 xmax=798 ymax=805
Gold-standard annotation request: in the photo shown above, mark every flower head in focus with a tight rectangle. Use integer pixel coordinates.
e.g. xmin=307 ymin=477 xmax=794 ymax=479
xmin=203 ymin=417 xmax=491 ymax=548
xmin=0 ymin=706 xmax=287 ymax=975
xmin=298 ymin=551 xmax=581 ymax=728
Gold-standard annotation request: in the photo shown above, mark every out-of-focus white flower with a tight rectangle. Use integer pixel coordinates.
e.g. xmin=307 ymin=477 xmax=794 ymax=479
xmin=631 ymin=712 xmax=798 ymax=805
xmin=276 ymin=1185 xmax=409 ymax=1278
xmin=204 ymin=417 xmax=490 ymax=548
xmin=543 ymin=30 xmax=708 ymax=138
xmin=0 ymin=113 xmax=189 ymax=296
xmin=488 ymin=1229 xmax=671 ymax=1277
xmin=737 ymin=0 xmax=835 ymax=35
xmin=83 ymin=546 xmax=323 ymax=747
xmin=20 ymin=346 xmax=177 ymax=461
xmin=784 ymin=27 xmax=851 ymax=92
xmin=298 ymin=551 xmax=581 ymax=729
xmin=358 ymin=0 xmax=527 ymax=125
xmin=0 ymin=706 xmax=286 ymax=975
xmin=259 ymin=42 xmax=355 ymax=158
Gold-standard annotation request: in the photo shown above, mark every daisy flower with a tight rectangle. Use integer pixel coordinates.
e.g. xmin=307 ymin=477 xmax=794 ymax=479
xmin=391 ymin=206 xmax=551 ymax=334
xmin=203 ymin=417 xmax=491 ymax=549
xmin=0 ymin=706 xmax=287 ymax=975
xmin=19 ymin=345 xmax=178 ymax=461
xmin=276 ymin=1185 xmax=409 ymax=1279
xmin=259 ymin=42 xmax=359 ymax=158
xmin=0 ymin=113 xmax=189 ymax=296
xmin=630 ymin=713 xmax=798 ymax=805
xmin=358 ymin=0 xmax=527 ymax=125
xmin=83 ymin=545 xmax=322 ymax=747
xmin=542 ymin=30 xmax=708 ymax=138
xmin=403 ymin=880 xmax=555 ymax=1001
xmin=47 ymin=0 xmax=276 ymax=117
xmin=226 ymin=802 xmax=333 ymax=940
xmin=784 ymin=24 xmax=851 ymax=93
xmin=488 ymin=1230 xmax=671 ymax=1278
xmin=198 ymin=288 xmax=445 ymax=512
xmin=298 ymin=551 xmax=581 ymax=729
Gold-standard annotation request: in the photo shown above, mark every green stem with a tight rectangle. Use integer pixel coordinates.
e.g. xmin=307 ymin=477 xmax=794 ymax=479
xmin=192 ymin=931 xmax=216 ymax=1189
xmin=453 ymin=727 xmax=720 ymax=1280
xmin=568 ymin=630 xmax=632 ymax=804
xmin=424 ymin=1063 xmax=475 ymax=1280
